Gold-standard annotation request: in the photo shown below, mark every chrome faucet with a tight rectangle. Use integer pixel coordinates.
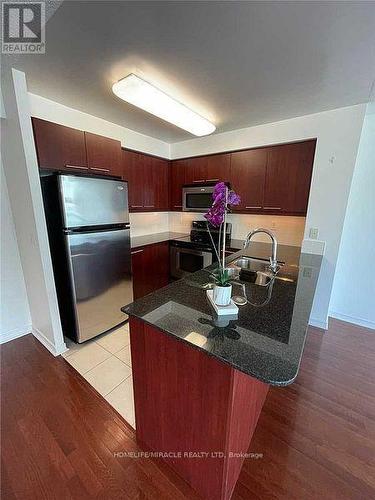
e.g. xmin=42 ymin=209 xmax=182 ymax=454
xmin=244 ymin=228 xmax=278 ymax=273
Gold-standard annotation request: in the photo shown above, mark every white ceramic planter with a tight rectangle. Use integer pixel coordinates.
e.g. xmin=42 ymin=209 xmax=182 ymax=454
xmin=213 ymin=284 xmax=232 ymax=306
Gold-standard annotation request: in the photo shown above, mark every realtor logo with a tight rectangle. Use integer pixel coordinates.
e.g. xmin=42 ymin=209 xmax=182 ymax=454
xmin=2 ymin=2 xmax=45 ymax=53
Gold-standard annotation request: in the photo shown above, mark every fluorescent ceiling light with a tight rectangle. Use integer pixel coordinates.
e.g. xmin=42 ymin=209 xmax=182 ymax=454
xmin=112 ymin=74 xmax=216 ymax=137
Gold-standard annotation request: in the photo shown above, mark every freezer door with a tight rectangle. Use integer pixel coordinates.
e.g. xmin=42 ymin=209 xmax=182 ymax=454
xmin=66 ymin=228 xmax=133 ymax=342
xmin=59 ymin=175 xmax=129 ymax=228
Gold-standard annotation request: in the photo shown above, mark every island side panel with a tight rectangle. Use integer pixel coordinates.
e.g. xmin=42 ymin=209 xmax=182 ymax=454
xmin=223 ymin=370 xmax=270 ymax=498
xmin=129 ymin=317 xmax=270 ymax=500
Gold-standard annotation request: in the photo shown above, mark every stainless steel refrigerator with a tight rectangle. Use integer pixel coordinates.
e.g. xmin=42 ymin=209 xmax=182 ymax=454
xmin=41 ymin=173 xmax=133 ymax=343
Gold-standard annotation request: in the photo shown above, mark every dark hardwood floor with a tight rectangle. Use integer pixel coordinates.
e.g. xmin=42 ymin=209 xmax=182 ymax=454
xmin=1 ymin=318 xmax=374 ymax=499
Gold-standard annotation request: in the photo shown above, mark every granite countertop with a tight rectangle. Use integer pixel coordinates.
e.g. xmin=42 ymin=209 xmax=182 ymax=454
xmin=131 ymin=232 xmax=188 ymax=249
xmin=123 ymin=241 xmax=322 ymax=386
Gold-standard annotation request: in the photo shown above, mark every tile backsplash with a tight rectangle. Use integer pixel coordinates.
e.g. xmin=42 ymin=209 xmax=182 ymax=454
xmin=130 ymin=212 xmax=306 ymax=247
xmin=169 ymin=212 xmax=306 ymax=247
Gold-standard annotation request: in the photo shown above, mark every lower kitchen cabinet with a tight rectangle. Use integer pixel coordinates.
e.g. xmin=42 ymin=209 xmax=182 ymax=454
xmin=131 ymin=242 xmax=170 ymax=300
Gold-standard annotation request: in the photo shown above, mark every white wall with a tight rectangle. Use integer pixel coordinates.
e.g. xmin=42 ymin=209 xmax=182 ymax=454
xmin=0 ymin=158 xmax=31 ymax=343
xmin=329 ymin=103 xmax=375 ymax=329
xmin=171 ymin=105 xmax=366 ymax=328
xmin=29 ymin=93 xmax=170 ymax=158
xmin=1 ymin=69 xmax=66 ymax=355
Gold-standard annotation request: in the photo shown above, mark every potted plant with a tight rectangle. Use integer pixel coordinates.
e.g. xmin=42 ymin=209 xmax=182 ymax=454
xmin=204 ymin=182 xmax=240 ymax=306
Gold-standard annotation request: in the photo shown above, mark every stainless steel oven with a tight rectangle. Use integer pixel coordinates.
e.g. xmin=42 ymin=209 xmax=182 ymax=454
xmin=170 ymin=242 xmax=213 ymax=279
xmin=182 ymin=185 xmax=215 ymax=212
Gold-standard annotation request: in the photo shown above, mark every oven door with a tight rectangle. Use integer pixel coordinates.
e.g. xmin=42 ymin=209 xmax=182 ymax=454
xmin=182 ymin=185 xmax=214 ymax=212
xmin=170 ymin=244 xmax=213 ymax=279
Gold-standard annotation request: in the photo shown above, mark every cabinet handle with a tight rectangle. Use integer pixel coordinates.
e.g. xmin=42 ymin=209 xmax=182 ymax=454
xmin=65 ymin=164 xmax=89 ymax=170
xmin=193 ymin=179 xmax=205 ymax=183
xmin=174 ymin=205 xmax=182 ymax=208
xmin=144 ymin=205 xmax=155 ymax=208
xmin=264 ymin=207 xmax=281 ymax=210
xmin=131 ymin=249 xmax=144 ymax=255
xmin=206 ymin=178 xmax=219 ymax=182
xmin=131 ymin=205 xmax=143 ymax=208
xmin=91 ymin=167 xmax=110 ymax=172
xmin=245 ymin=206 xmax=262 ymax=209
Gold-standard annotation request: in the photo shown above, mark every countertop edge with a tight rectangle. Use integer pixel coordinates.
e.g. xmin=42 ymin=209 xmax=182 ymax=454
xmin=124 ymin=309 xmax=301 ymax=387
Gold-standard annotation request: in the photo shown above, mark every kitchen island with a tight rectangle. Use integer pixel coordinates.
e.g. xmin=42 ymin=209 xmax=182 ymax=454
xmin=122 ymin=242 xmax=322 ymax=499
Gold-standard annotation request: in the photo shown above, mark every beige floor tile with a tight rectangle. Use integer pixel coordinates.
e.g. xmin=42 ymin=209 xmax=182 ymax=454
xmin=115 ymin=344 xmax=132 ymax=366
xmin=65 ymin=342 xmax=111 ymax=374
xmin=83 ymin=356 xmax=131 ymax=396
xmin=105 ymin=376 xmax=135 ymax=428
xmin=62 ymin=337 xmax=85 ymax=358
xmin=96 ymin=326 xmax=130 ymax=354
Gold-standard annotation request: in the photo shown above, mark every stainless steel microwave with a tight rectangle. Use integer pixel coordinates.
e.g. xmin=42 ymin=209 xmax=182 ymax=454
xmin=182 ymin=185 xmax=215 ymax=212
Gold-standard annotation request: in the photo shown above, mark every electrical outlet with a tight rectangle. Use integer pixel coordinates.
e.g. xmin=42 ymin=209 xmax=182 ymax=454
xmin=309 ymin=228 xmax=319 ymax=240
xmin=303 ymin=267 xmax=313 ymax=278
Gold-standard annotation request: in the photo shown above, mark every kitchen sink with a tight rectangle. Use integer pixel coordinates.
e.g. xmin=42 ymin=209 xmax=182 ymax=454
xmin=227 ymin=256 xmax=284 ymax=286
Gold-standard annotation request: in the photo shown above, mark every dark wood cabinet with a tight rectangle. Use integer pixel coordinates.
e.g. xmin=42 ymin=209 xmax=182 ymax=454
xmin=32 ymin=118 xmax=88 ymax=172
xmin=263 ymin=146 xmax=285 ymax=213
xmin=206 ymin=153 xmax=231 ymax=183
xmin=85 ymin=132 xmax=122 ymax=177
xmin=32 ymin=118 xmax=123 ymax=178
xmin=122 ymin=150 xmax=144 ymax=210
xmin=264 ymin=141 xmax=315 ymax=215
xmin=150 ymin=157 xmax=169 ymax=211
xmin=131 ymin=242 xmax=170 ymax=300
xmin=122 ymin=150 xmax=169 ymax=212
xmin=170 ymin=159 xmax=188 ymax=210
xmin=169 ymin=140 xmax=315 ymax=216
xmin=282 ymin=141 xmax=316 ymax=214
xmin=184 ymin=156 xmax=208 ymax=184
xmin=230 ymin=148 xmax=267 ymax=212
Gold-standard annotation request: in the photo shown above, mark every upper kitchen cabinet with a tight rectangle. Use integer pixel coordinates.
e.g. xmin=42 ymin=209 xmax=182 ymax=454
xmin=184 ymin=156 xmax=208 ymax=184
xmin=283 ymin=140 xmax=316 ymax=214
xmin=122 ymin=149 xmax=169 ymax=212
xmin=264 ymin=140 xmax=316 ymax=215
xmin=32 ymin=118 xmax=123 ymax=177
xmin=85 ymin=132 xmax=122 ymax=177
xmin=206 ymin=153 xmax=231 ymax=183
xmin=230 ymin=148 xmax=267 ymax=212
xmin=122 ymin=149 xmax=144 ymax=210
xmin=170 ymin=159 xmax=188 ymax=210
xmin=32 ymin=118 xmax=88 ymax=172
xmin=148 ymin=156 xmax=169 ymax=211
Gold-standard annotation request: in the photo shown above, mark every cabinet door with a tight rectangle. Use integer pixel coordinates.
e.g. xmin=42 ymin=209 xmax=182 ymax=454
xmin=206 ymin=154 xmax=231 ymax=183
xmin=263 ymin=146 xmax=287 ymax=213
xmin=32 ymin=118 xmax=88 ymax=172
xmin=122 ymin=150 xmax=144 ymax=210
xmin=147 ymin=242 xmax=170 ymax=293
xmin=131 ymin=242 xmax=169 ymax=299
xmin=131 ymin=248 xmax=147 ymax=300
xmin=151 ymin=157 xmax=169 ymax=211
xmin=184 ymin=157 xmax=208 ymax=184
xmin=85 ymin=132 xmax=122 ymax=177
xmin=283 ymin=140 xmax=316 ymax=214
xmin=170 ymin=160 xmax=187 ymax=210
xmin=230 ymin=149 xmax=267 ymax=212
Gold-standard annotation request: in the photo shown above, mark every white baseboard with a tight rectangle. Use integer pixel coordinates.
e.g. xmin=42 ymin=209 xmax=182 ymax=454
xmin=329 ymin=311 xmax=375 ymax=330
xmin=308 ymin=317 xmax=328 ymax=330
xmin=0 ymin=325 xmax=31 ymax=344
xmin=32 ymin=327 xmax=67 ymax=356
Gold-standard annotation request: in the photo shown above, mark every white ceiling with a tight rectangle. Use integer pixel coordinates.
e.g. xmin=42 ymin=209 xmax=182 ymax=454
xmin=8 ymin=1 xmax=375 ymax=143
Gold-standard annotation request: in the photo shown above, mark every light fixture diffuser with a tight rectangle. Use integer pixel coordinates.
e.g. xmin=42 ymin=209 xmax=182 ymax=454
xmin=112 ymin=74 xmax=216 ymax=136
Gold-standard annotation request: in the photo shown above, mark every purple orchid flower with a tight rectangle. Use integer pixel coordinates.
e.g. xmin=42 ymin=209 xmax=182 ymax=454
xmin=204 ymin=182 xmax=241 ymax=227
